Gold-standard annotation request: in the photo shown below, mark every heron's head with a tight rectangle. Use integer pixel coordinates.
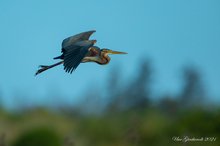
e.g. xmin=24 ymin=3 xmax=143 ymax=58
xmin=101 ymin=48 xmax=127 ymax=55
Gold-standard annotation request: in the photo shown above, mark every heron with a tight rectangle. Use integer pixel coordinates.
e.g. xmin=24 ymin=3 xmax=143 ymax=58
xmin=35 ymin=30 xmax=127 ymax=76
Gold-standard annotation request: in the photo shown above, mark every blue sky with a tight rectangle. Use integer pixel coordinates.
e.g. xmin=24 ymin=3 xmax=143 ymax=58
xmin=0 ymin=0 xmax=220 ymax=108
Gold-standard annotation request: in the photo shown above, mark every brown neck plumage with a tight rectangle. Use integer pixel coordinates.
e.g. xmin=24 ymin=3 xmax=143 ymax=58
xmin=96 ymin=52 xmax=110 ymax=65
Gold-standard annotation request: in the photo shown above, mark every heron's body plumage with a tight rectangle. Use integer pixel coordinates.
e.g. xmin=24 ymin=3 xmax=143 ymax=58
xmin=35 ymin=30 xmax=126 ymax=76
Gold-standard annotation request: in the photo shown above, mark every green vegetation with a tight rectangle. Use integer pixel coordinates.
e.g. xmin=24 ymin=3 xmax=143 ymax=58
xmin=0 ymin=61 xmax=219 ymax=146
xmin=0 ymin=107 xmax=219 ymax=146
xmin=12 ymin=127 xmax=61 ymax=146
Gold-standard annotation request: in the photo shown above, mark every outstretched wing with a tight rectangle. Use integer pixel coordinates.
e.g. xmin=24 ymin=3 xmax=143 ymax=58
xmin=62 ymin=30 xmax=96 ymax=48
xmin=63 ymin=40 xmax=94 ymax=73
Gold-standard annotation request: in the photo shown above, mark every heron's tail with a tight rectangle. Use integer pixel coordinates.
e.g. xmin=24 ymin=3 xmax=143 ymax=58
xmin=35 ymin=61 xmax=64 ymax=76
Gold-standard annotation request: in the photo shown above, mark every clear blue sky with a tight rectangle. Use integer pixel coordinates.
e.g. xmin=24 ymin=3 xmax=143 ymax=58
xmin=0 ymin=0 xmax=220 ymax=108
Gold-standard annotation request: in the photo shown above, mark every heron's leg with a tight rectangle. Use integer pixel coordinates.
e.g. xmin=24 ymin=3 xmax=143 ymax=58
xmin=38 ymin=65 xmax=49 ymax=68
xmin=35 ymin=61 xmax=64 ymax=76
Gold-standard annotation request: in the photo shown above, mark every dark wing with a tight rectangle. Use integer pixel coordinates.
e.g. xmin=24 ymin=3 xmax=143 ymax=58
xmin=63 ymin=41 xmax=94 ymax=73
xmin=62 ymin=30 xmax=96 ymax=48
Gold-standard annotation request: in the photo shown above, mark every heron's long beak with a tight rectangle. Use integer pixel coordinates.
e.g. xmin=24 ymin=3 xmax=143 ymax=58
xmin=109 ymin=50 xmax=127 ymax=54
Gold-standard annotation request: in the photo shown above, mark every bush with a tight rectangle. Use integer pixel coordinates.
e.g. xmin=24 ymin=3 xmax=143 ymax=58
xmin=12 ymin=127 xmax=62 ymax=146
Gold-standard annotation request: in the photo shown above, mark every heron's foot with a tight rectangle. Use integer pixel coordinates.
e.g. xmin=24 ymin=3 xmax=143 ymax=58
xmin=35 ymin=65 xmax=50 ymax=76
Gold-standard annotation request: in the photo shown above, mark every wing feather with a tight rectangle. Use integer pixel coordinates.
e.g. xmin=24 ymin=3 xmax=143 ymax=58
xmin=62 ymin=30 xmax=96 ymax=48
xmin=63 ymin=40 xmax=94 ymax=73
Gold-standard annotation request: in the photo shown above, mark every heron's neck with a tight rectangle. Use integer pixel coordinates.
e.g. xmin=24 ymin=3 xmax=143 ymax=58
xmin=97 ymin=53 xmax=110 ymax=65
xmin=81 ymin=52 xmax=110 ymax=65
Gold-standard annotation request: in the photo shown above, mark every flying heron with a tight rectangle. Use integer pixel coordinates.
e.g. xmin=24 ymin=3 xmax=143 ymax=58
xmin=35 ymin=30 xmax=127 ymax=75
